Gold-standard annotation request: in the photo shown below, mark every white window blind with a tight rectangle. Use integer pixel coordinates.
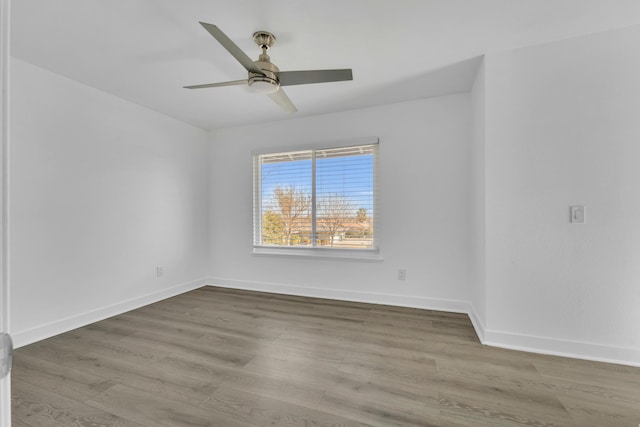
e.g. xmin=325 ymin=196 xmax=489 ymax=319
xmin=254 ymin=141 xmax=378 ymax=251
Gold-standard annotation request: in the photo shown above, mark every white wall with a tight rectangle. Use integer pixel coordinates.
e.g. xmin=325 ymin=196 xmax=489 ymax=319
xmin=482 ymin=25 xmax=640 ymax=364
xmin=10 ymin=58 xmax=210 ymax=346
xmin=209 ymin=95 xmax=472 ymax=310
xmin=469 ymin=58 xmax=486 ymax=335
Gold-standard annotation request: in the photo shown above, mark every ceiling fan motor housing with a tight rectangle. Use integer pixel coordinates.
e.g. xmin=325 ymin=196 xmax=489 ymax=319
xmin=249 ymin=57 xmax=280 ymax=93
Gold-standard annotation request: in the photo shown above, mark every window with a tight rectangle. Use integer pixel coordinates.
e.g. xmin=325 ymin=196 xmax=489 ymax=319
xmin=253 ymin=139 xmax=378 ymax=254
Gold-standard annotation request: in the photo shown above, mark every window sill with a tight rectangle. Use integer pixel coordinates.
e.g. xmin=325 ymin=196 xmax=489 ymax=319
xmin=252 ymin=247 xmax=384 ymax=262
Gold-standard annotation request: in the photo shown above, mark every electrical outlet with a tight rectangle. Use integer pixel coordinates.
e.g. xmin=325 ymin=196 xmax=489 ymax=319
xmin=570 ymin=205 xmax=585 ymax=223
xmin=398 ymin=269 xmax=406 ymax=281
xmin=156 ymin=266 xmax=164 ymax=277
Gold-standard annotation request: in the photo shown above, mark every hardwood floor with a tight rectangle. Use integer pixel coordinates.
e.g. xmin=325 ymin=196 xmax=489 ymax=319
xmin=11 ymin=286 xmax=640 ymax=426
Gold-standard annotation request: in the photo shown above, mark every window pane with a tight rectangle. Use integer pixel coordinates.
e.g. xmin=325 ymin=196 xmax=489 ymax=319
xmin=258 ymin=151 xmax=312 ymax=246
xmin=316 ymin=145 xmax=375 ymax=249
xmin=254 ymin=143 xmax=377 ymax=251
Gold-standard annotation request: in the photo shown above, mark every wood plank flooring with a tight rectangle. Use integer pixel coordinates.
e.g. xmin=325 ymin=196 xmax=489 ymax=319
xmin=11 ymin=286 xmax=640 ymax=426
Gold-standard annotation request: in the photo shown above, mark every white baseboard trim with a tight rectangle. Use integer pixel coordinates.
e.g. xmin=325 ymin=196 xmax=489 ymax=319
xmin=466 ymin=303 xmax=486 ymax=343
xmin=206 ymin=277 xmax=640 ymax=367
xmin=206 ymin=277 xmax=471 ymax=314
xmin=481 ymin=329 xmax=640 ymax=367
xmin=12 ymin=277 xmax=209 ymax=348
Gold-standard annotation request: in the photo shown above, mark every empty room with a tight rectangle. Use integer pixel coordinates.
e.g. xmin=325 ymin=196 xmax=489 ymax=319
xmin=1 ymin=1 xmax=640 ymax=426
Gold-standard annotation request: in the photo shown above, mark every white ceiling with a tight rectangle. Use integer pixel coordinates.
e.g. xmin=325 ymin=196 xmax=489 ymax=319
xmin=10 ymin=0 xmax=640 ymax=130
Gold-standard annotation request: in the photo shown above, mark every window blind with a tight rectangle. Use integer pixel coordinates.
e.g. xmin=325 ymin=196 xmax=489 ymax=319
xmin=254 ymin=142 xmax=378 ymax=250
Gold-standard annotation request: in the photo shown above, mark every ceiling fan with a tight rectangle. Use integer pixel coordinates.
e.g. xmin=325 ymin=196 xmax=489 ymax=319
xmin=184 ymin=22 xmax=353 ymax=113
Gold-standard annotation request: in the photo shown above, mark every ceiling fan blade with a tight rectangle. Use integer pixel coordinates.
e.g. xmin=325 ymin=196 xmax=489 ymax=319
xmin=199 ymin=22 xmax=265 ymax=76
xmin=267 ymin=89 xmax=297 ymax=113
xmin=277 ymin=69 xmax=353 ymax=86
xmin=184 ymin=80 xmax=247 ymax=89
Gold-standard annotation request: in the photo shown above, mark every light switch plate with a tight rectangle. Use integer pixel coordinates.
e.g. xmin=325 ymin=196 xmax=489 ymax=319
xmin=570 ymin=205 xmax=585 ymax=223
xmin=0 ymin=332 xmax=12 ymax=379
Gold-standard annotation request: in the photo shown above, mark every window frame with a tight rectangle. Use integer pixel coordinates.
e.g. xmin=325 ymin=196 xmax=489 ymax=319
xmin=252 ymin=137 xmax=381 ymax=261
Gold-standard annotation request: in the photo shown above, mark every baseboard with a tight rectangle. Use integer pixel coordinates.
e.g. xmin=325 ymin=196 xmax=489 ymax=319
xmin=12 ymin=277 xmax=209 ymax=348
xmin=206 ymin=276 xmax=471 ymax=314
xmin=482 ymin=328 xmax=640 ymax=367
xmin=467 ymin=300 xmax=640 ymax=366
xmin=466 ymin=303 xmax=486 ymax=343
xmin=206 ymin=277 xmax=640 ymax=367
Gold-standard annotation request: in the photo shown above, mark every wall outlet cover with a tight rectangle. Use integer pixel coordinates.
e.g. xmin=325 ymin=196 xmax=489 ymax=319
xmin=570 ymin=205 xmax=585 ymax=223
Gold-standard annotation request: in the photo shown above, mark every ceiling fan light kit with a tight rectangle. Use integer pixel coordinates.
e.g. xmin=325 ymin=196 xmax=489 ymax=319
xmin=184 ymin=23 xmax=353 ymax=113
xmin=249 ymin=78 xmax=280 ymax=94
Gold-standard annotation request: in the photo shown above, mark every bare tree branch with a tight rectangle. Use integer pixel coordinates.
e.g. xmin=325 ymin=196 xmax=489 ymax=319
xmin=272 ymin=186 xmax=311 ymax=245
xmin=317 ymin=194 xmax=354 ymax=246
